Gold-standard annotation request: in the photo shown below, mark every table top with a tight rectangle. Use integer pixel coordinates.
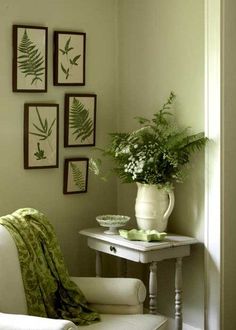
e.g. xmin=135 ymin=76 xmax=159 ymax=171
xmin=79 ymin=227 xmax=198 ymax=252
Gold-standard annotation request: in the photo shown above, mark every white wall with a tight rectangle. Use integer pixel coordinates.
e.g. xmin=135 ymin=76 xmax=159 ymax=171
xmin=117 ymin=1 xmax=205 ymax=328
xmin=0 ymin=0 xmax=118 ymax=275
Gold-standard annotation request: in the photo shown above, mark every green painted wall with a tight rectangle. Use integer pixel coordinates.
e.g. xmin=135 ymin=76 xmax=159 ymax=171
xmin=0 ymin=0 xmax=206 ymax=328
xmin=0 ymin=0 xmax=118 ymax=276
xmin=117 ymin=1 xmax=205 ymax=328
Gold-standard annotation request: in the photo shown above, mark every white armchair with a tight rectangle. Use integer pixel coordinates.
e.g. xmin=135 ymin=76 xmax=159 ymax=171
xmin=0 ymin=225 xmax=167 ymax=330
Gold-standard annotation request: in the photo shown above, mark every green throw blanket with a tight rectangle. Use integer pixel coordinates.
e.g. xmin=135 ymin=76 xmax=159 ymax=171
xmin=0 ymin=208 xmax=100 ymax=326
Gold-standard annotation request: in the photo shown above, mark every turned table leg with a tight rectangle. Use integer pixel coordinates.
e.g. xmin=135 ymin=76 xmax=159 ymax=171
xmin=95 ymin=251 xmax=102 ymax=277
xmin=175 ymin=257 xmax=183 ymax=330
xmin=149 ymin=261 xmax=158 ymax=314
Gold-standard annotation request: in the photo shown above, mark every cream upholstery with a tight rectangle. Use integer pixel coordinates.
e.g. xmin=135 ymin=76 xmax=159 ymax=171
xmin=0 ymin=313 xmax=77 ymax=330
xmin=0 ymin=225 xmax=27 ymax=314
xmin=76 ymin=314 xmax=167 ymax=330
xmin=0 ymin=313 xmax=167 ymax=330
xmin=0 ymin=225 xmax=167 ymax=330
xmin=71 ymin=276 xmax=146 ymax=314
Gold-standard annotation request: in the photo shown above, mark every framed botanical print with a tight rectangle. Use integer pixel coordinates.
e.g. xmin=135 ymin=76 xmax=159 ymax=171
xmin=24 ymin=103 xmax=59 ymax=169
xmin=12 ymin=25 xmax=48 ymax=92
xmin=64 ymin=93 xmax=96 ymax=147
xmin=53 ymin=31 xmax=86 ymax=85
xmin=63 ymin=158 xmax=88 ymax=194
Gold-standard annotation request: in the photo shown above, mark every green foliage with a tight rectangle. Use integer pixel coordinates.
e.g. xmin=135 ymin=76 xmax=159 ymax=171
xmin=91 ymin=92 xmax=208 ymax=189
xmin=60 ymin=63 xmax=69 ymax=79
xmin=34 ymin=142 xmax=46 ymax=160
xmin=59 ymin=37 xmax=74 ymax=55
xmin=17 ymin=29 xmax=45 ymax=85
xmin=29 ymin=107 xmax=56 ymax=141
xmin=70 ymin=162 xmax=85 ymax=190
xmin=69 ymin=98 xmax=93 ymax=142
xmin=59 ymin=37 xmax=81 ymax=80
xmin=69 ymin=55 xmax=81 ymax=66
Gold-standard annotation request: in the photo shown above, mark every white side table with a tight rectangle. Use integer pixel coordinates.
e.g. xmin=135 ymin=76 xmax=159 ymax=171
xmin=79 ymin=227 xmax=198 ymax=330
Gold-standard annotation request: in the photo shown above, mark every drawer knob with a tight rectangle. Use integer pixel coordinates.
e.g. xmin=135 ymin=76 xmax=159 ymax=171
xmin=110 ymin=246 xmax=117 ymax=253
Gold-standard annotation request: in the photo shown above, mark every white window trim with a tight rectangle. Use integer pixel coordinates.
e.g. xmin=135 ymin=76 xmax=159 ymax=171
xmin=204 ymin=0 xmax=222 ymax=329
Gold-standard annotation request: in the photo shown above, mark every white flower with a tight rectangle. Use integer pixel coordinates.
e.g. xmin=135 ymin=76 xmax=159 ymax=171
xmin=121 ymin=146 xmax=130 ymax=154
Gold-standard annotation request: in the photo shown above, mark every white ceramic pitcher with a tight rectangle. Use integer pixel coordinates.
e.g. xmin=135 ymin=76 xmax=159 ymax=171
xmin=135 ymin=183 xmax=175 ymax=232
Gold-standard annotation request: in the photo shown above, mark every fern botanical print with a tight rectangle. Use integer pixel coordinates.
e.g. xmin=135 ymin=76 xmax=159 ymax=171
xmin=59 ymin=37 xmax=81 ymax=80
xmin=29 ymin=107 xmax=56 ymax=161
xmin=65 ymin=94 xmax=96 ymax=147
xmin=13 ymin=25 xmax=47 ymax=92
xmin=54 ymin=31 xmax=85 ymax=85
xmin=69 ymin=98 xmax=93 ymax=142
xmin=70 ymin=162 xmax=85 ymax=191
xmin=18 ymin=30 xmax=45 ymax=85
xmin=64 ymin=158 xmax=88 ymax=194
xmin=24 ymin=104 xmax=59 ymax=169
xmin=29 ymin=107 xmax=56 ymax=141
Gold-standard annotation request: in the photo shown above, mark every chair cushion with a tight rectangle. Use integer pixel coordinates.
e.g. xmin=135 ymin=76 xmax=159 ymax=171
xmin=0 ymin=313 xmax=167 ymax=330
xmin=0 ymin=313 xmax=77 ymax=330
xmin=88 ymin=303 xmax=143 ymax=314
xmin=71 ymin=277 xmax=146 ymax=305
xmin=81 ymin=314 xmax=167 ymax=330
xmin=0 ymin=226 xmax=27 ymax=314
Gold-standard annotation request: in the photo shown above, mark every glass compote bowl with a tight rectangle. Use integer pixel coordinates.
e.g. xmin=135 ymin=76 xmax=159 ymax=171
xmin=96 ymin=215 xmax=130 ymax=235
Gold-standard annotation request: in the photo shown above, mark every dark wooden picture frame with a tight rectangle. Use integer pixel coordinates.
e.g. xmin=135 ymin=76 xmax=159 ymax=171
xmin=63 ymin=158 xmax=89 ymax=194
xmin=24 ymin=103 xmax=59 ymax=169
xmin=64 ymin=93 xmax=96 ymax=147
xmin=53 ymin=31 xmax=86 ymax=86
xmin=13 ymin=25 xmax=48 ymax=92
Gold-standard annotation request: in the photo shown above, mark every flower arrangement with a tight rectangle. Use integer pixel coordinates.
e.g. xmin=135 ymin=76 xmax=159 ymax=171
xmin=90 ymin=92 xmax=208 ymax=189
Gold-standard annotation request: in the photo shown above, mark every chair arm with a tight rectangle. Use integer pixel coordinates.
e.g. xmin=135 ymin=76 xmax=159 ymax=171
xmin=71 ymin=277 xmax=146 ymax=306
xmin=0 ymin=313 xmax=77 ymax=330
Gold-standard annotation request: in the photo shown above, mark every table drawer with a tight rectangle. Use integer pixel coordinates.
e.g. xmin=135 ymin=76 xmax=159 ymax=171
xmin=88 ymin=238 xmax=140 ymax=262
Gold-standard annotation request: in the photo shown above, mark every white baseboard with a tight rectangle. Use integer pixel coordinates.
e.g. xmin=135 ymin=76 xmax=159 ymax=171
xmin=166 ymin=317 xmax=202 ymax=330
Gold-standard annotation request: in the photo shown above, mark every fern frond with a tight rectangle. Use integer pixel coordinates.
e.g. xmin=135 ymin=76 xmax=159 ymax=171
xmin=17 ymin=29 xmax=45 ymax=85
xmin=69 ymin=98 xmax=94 ymax=142
xmin=165 ymin=128 xmax=189 ymax=149
xmin=70 ymin=162 xmax=85 ymax=190
xmin=178 ymin=133 xmax=208 ymax=152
